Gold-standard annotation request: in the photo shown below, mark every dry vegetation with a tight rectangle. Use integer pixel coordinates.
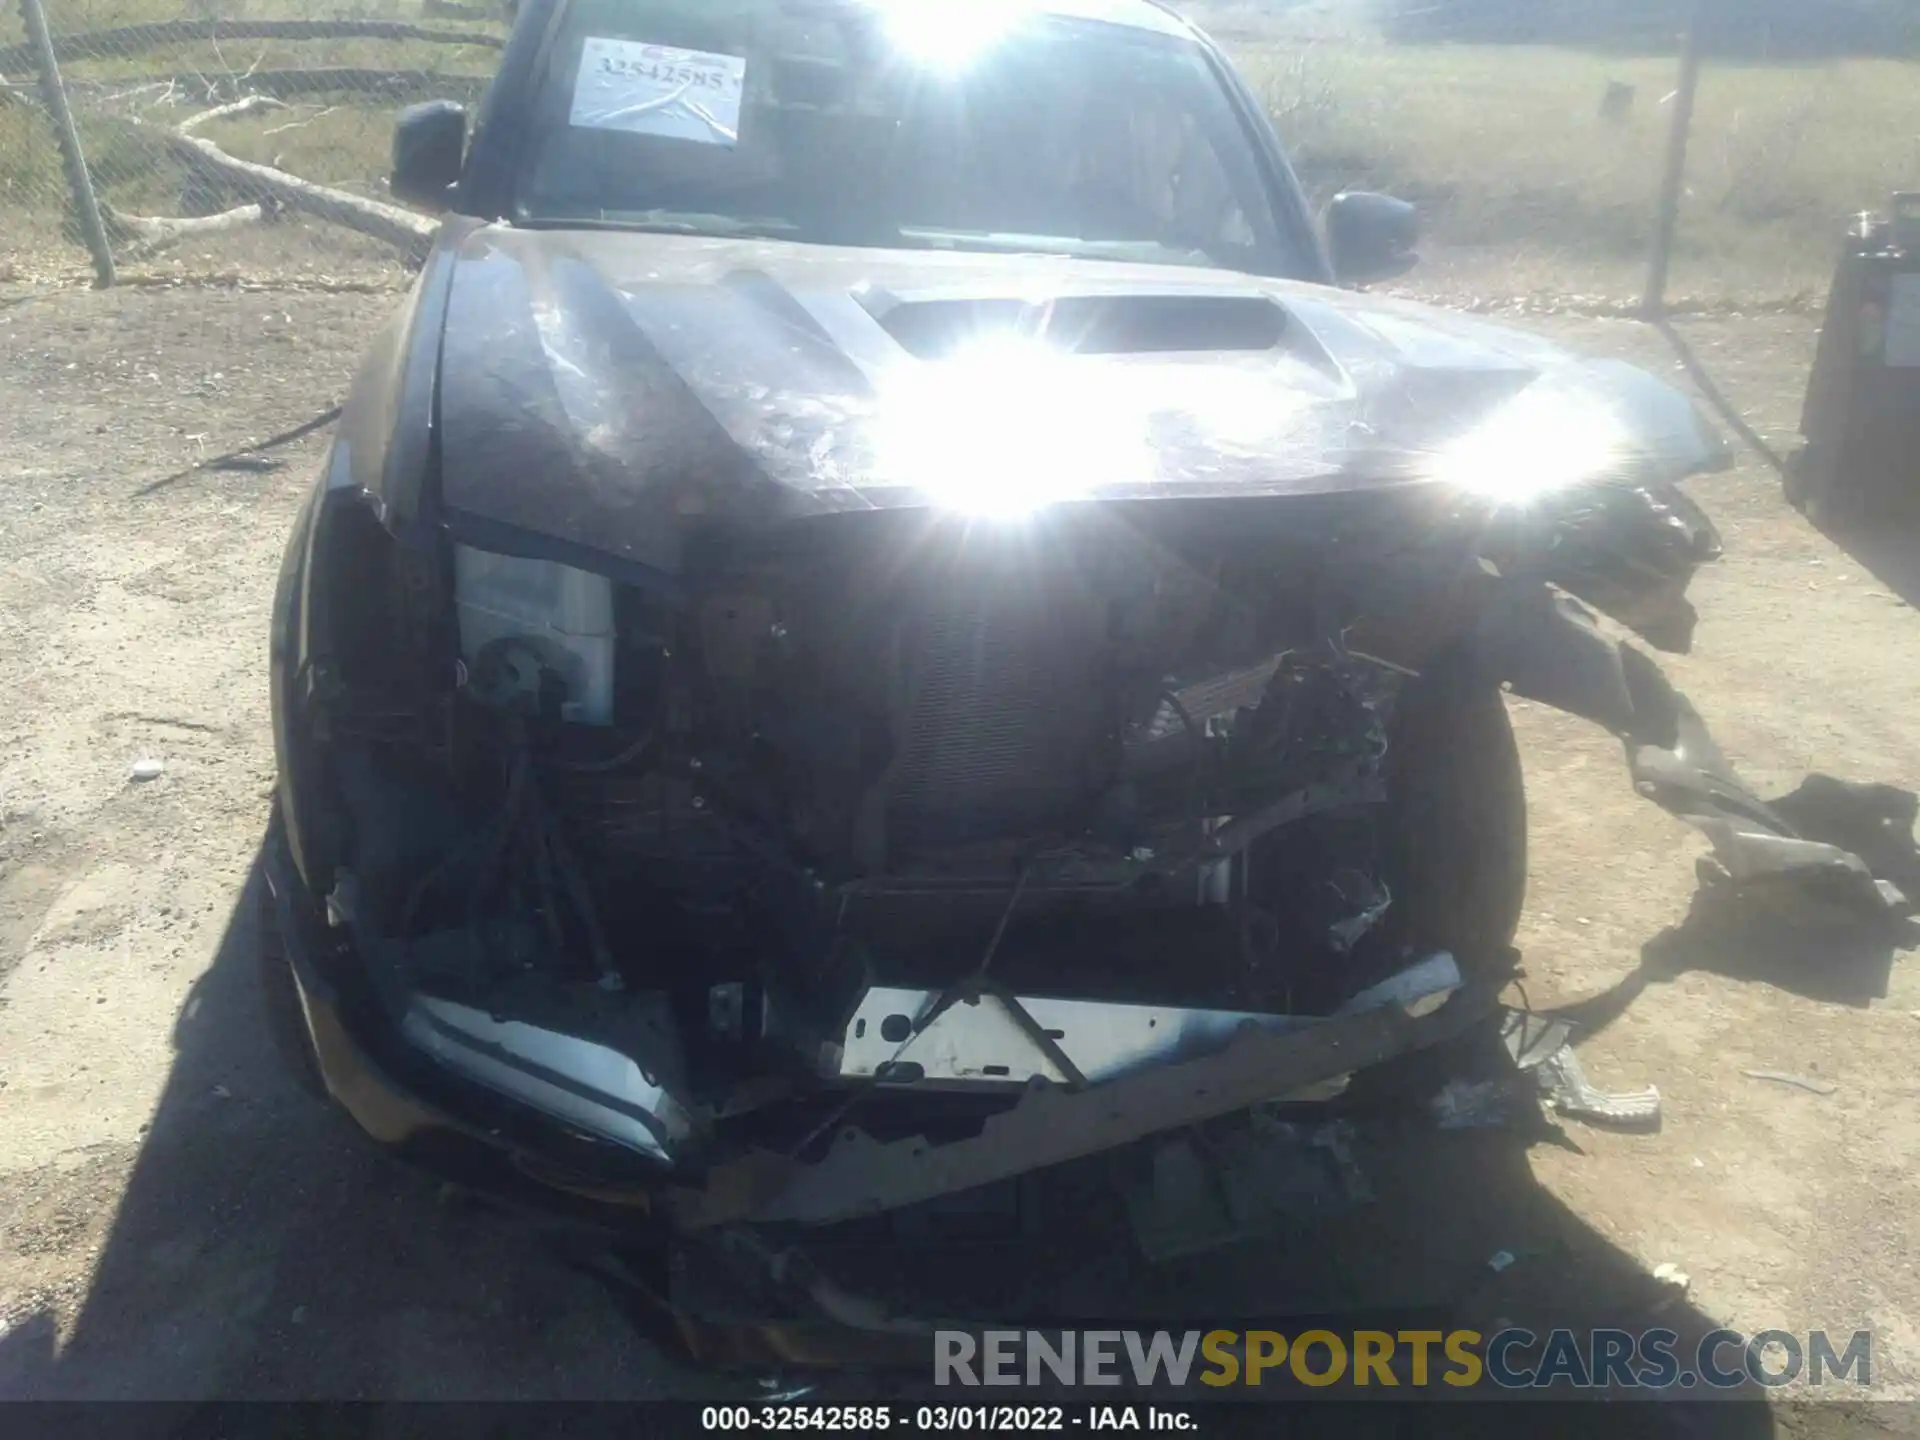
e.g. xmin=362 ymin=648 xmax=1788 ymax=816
xmin=1189 ymin=1 xmax=1920 ymax=297
xmin=1233 ymin=33 xmax=1920 ymax=296
xmin=0 ymin=0 xmax=499 ymax=275
xmin=4 ymin=0 xmax=1917 ymax=299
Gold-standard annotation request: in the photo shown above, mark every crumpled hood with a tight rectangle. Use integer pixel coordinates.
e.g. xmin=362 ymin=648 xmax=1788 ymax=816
xmin=435 ymin=225 xmax=1728 ymax=578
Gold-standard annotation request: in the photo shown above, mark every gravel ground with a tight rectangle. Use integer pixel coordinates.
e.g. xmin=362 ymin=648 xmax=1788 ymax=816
xmin=0 ymin=278 xmax=1917 ymax=1427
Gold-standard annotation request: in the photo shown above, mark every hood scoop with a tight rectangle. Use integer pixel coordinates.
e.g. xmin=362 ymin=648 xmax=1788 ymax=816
xmin=858 ymin=289 xmax=1289 ymax=360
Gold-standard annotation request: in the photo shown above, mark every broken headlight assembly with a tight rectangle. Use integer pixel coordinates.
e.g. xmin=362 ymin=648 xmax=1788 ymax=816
xmin=451 ymin=545 xmax=619 ymax=726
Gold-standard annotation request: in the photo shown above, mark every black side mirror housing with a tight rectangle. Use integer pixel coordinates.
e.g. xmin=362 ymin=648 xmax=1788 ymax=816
xmin=392 ymin=100 xmax=468 ymax=211
xmin=1324 ymin=191 xmax=1420 ymax=286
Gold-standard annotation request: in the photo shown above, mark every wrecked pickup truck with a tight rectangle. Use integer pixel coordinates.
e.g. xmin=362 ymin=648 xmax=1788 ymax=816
xmin=260 ymin=0 xmax=1910 ymax=1339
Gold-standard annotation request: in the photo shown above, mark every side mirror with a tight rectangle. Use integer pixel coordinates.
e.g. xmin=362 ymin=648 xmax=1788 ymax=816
xmin=392 ymin=100 xmax=468 ymax=211
xmin=1324 ymin=191 xmax=1419 ymax=286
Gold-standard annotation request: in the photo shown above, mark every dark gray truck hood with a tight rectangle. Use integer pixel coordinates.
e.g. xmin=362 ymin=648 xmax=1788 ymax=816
xmin=435 ymin=225 xmax=1728 ymax=579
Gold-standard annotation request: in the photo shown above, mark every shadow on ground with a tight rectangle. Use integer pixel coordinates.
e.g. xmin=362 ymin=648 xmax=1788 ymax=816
xmin=1644 ymin=894 xmax=1915 ymax=1006
xmin=0 ymin=843 xmax=714 ymax=1404
xmin=1810 ymin=508 xmax=1920 ymax=612
xmin=1545 ymin=882 xmax=1918 ymax=1053
xmin=0 ymin=835 xmax=1820 ymax=1432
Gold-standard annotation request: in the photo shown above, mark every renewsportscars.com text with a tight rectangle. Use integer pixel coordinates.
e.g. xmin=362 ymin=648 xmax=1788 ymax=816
xmin=934 ymin=1328 xmax=1873 ymax=1391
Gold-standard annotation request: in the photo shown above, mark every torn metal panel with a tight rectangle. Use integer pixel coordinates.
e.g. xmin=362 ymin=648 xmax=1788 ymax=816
xmin=1477 ymin=577 xmax=1918 ymax=920
xmin=1533 ymin=1044 xmax=1661 ymax=1132
xmin=1339 ymin=950 xmax=1461 ymax=1017
xmin=401 ymin=990 xmax=696 ymax=1163
xmin=831 ymin=976 xmax=1394 ymax=1094
xmin=1474 ymin=583 xmax=1642 ymax=736
xmin=1498 ymin=1007 xmax=1574 ymax=1071
xmin=668 ymin=956 xmax=1487 ymax=1231
xmin=834 ymin=986 xmax=1314 ymax=1089
xmin=1541 ymin=475 xmax=1723 ymax=653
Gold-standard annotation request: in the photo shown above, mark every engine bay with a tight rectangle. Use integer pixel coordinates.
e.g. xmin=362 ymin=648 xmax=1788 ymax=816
xmin=285 ymin=445 xmax=1920 ymax=1237
xmin=300 ymin=496 xmax=1478 ymax=1171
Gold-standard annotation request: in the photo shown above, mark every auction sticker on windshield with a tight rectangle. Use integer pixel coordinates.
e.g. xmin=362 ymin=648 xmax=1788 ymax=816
xmin=571 ymin=36 xmax=746 ymax=145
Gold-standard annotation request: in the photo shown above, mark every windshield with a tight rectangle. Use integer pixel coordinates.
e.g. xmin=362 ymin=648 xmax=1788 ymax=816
xmin=515 ymin=0 xmax=1301 ymax=274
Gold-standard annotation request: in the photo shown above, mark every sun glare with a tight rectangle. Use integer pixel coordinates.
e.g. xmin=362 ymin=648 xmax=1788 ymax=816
xmin=1429 ymin=382 xmax=1631 ymax=505
xmin=874 ymin=334 xmax=1154 ymax=518
xmin=871 ymin=0 xmax=1037 ymax=68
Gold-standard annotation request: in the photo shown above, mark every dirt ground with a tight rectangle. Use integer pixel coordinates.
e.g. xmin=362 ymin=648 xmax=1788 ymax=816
xmin=1 ymin=274 xmax=1918 ymax=1424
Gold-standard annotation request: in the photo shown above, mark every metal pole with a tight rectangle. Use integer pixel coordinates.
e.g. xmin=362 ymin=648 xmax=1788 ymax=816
xmin=1642 ymin=0 xmax=1703 ymax=317
xmin=17 ymin=0 xmax=115 ymax=288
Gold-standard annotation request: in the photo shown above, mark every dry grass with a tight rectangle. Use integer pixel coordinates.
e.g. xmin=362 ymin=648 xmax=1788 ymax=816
xmin=0 ymin=0 xmax=503 ymax=280
xmin=6 ymin=0 xmax=1918 ymax=300
xmin=0 ymin=0 xmax=500 ymax=273
xmin=1227 ymin=32 xmax=1920 ymax=297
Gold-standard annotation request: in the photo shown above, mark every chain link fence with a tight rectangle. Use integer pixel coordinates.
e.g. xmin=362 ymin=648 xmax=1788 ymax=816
xmin=0 ymin=0 xmax=507 ymax=288
xmin=1 ymin=0 xmax=1915 ymax=307
xmin=1186 ymin=0 xmax=1919 ymax=312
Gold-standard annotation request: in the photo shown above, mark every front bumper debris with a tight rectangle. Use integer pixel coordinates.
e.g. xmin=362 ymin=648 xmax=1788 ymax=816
xmin=1476 ymin=580 xmax=1920 ymax=922
xmin=401 ymin=991 xmax=696 ymax=1165
xmin=837 ymin=986 xmax=1329 ymax=1090
xmin=668 ymin=954 xmax=1495 ymax=1230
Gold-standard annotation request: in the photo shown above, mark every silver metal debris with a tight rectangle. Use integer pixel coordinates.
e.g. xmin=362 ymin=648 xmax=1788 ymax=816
xmin=1535 ymin=1044 xmax=1662 ymax=1131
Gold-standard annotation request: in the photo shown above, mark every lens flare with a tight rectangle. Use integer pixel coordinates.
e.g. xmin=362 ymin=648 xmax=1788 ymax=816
xmin=1429 ymin=382 xmax=1629 ymax=504
xmin=872 ymin=0 xmax=1035 ymax=68
xmin=874 ymin=334 xmax=1153 ymax=518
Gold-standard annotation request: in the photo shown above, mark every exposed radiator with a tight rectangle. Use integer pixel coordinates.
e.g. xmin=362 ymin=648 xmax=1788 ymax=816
xmin=884 ymin=588 xmax=1108 ymax=851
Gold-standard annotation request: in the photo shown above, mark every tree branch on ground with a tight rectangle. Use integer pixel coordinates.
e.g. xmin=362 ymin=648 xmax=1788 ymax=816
xmin=262 ymin=106 xmax=339 ymax=137
xmin=134 ymin=405 xmax=346 ymax=498
xmin=177 ymin=93 xmax=286 ymax=135
xmin=176 ymin=93 xmax=288 ymax=134
xmin=101 ymin=199 xmax=275 ymax=260
xmin=107 ymin=97 xmax=438 ymax=263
